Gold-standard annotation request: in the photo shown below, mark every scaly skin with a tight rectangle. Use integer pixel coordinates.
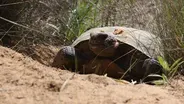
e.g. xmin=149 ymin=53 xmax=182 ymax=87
xmin=83 ymin=58 xmax=125 ymax=78
xmin=52 ymin=46 xmax=86 ymax=71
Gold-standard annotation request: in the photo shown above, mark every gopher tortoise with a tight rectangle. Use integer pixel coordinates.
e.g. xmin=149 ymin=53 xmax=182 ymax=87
xmin=52 ymin=26 xmax=164 ymax=82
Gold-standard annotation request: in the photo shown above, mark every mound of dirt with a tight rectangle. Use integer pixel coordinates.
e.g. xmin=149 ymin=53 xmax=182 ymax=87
xmin=0 ymin=46 xmax=183 ymax=104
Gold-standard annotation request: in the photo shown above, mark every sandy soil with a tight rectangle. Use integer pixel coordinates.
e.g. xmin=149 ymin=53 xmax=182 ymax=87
xmin=0 ymin=45 xmax=183 ymax=104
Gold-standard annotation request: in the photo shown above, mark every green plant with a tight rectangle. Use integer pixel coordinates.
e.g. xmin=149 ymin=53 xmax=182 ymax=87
xmin=157 ymin=56 xmax=184 ymax=81
xmin=63 ymin=0 xmax=100 ymax=42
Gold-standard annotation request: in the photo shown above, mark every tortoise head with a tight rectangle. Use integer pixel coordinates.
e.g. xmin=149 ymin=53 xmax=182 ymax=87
xmin=89 ymin=32 xmax=119 ymax=57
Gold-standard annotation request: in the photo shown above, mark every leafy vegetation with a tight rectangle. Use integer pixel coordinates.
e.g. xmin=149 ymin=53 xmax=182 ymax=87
xmin=63 ymin=0 xmax=100 ymax=42
xmin=158 ymin=56 xmax=184 ymax=80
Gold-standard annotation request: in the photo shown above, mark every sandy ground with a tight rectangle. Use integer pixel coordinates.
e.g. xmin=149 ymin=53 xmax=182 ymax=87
xmin=0 ymin=45 xmax=184 ymax=104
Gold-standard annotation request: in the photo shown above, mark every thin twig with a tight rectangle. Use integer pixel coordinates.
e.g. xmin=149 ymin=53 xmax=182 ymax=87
xmin=0 ymin=1 xmax=29 ymax=7
xmin=0 ymin=16 xmax=42 ymax=34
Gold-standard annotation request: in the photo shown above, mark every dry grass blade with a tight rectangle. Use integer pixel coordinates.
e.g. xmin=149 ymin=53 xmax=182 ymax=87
xmin=60 ymin=73 xmax=75 ymax=91
xmin=102 ymin=48 xmax=136 ymax=75
xmin=0 ymin=16 xmax=41 ymax=33
xmin=0 ymin=1 xmax=29 ymax=7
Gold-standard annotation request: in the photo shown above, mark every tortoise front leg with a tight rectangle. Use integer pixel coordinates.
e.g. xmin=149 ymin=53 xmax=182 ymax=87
xmin=84 ymin=58 xmax=125 ymax=79
xmin=52 ymin=46 xmax=85 ymax=72
xmin=141 ymin=58 xmax=163 ymax=83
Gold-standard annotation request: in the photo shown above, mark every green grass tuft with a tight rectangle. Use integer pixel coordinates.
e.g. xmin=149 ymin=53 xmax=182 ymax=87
xmin=157 ymin=56 xmax=184 ymax=84
xmin=62 ymin=0 xmax=101 ymax=42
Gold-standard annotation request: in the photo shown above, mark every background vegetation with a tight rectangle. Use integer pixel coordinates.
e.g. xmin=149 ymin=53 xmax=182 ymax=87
xmin=0 ymin=0 xmax=183 ymax=75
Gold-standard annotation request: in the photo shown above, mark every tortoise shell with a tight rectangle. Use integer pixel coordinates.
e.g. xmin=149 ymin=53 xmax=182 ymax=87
xmin=72 ymin=26 xmax=164 ymax=58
